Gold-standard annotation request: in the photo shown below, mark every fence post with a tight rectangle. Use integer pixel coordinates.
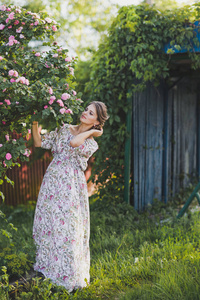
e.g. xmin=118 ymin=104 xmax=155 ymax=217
xmin=124 ymin=92 xmax=132 ymax=205
xmin=177 ymin=182 xmax=200 ymax=218
xmin=162 ymin=82 xmax=169 ymax=203
xmin=197 ymin=91 xmax=200 ymax=179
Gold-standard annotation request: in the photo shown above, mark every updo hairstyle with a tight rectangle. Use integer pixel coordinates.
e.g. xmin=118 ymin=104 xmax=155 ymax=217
xmin=89 ymin=101 xmax=109 ymax=129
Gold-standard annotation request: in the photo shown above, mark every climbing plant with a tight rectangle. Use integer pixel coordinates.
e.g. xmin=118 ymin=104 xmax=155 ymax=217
xmin=0 ymin=4 xmax=82 ymax=198
xmin=86 ymin=3 xmax=200 ymax=198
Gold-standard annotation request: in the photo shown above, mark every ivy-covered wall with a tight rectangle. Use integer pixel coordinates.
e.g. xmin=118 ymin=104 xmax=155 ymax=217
xmin=87 ymin=3 xmax=200 ymax=204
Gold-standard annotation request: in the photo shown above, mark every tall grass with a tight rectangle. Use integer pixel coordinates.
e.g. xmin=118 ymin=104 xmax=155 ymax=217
xmin=0 ymin=196 xmax=200 ymax=299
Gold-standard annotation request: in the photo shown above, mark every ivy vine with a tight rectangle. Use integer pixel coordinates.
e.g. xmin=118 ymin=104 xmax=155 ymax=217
xmin=86 ymin=3 xmax=200 ymax=199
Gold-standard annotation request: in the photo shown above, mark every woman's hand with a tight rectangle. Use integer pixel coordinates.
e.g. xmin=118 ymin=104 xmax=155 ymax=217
xmin=32 ymin=121 xmax=42 ymax=147
xmin=70 ymin=127 xmax=103 ymax=148
xmin=91 ymin=128 xmax=103 ymax=137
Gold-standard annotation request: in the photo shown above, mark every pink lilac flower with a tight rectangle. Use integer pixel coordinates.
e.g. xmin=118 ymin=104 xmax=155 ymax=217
xmin=8 ymin=35 xmax=18 ymax=46
xmin=5 ymin=134 xmax=9 ymax=141
xmin=45 ymin=17 xmax=52 ymax=23
xmin=2 ymin=121 xmax=6 ymax=124
xmin=8 ymin=41 xmax=14 ymax=46
xmin=14 ymin=20 xmax=19 ymax=25
xmin=8 ymin=12 xmax=15 ymax=19
xmin=8 ymin=70 xmax=14 ymax=76
xmin=45 ymin=62 xmax=50 ymax=68
xmin=28 ymin=129 xmax=31 ymax=134
xmin=0 ymin=24 xmax=5 ymax=30
xmin=3 ymin=89 xmax=6 ymax=92
xmin=52 ymin=25 xmax=57 ymax=31
xmin=44 ymin=105 xmax=48 ymax=109
xmin=34 ymin=21 xmax=39 ymax=26
xmin=0 ymin=56 xmax=3 ymax=60
xmin=16 ymin=26 xmax=23 ymax=33
xmin=6 ymin=18 xmax=10 ymax=23
xmin=16 ymin=76 xmax=26 ymax=84
xmin=53 ymin=53 xmax=58 ymax=58
xmin=57 ymin=99 xmax=64 ymax=107
xmin=10 ymin=78 xmax=16 ymax=83
xmin=19 ymin=34 xmax=24 ymax=39
xmin=61 ymin=93 xmax=70 ymax=100
xmin=20 ymin=77 xmax=26 ymax=83
xmin=21 ymin=22 xmax=25 ymax=25
xmin=4 ymin=99 xmax=11 ymax=105
xmin=6 ymin=153 xmax=12 ymax=160
xmin=13 ymin=70 xmax=18 ymax=77
xmin=23 ymin=149 xmax=31 ymax=157
xmin=15 ymin=9 xmax=21 ymax=13
xmin=3 ymin=161 xmax=6 ymax=167
xmin=0 ymin=5 xmax=6 ymax=11
xmin=6 ymin=8 xmax=11 ymax=11
xmin=65 ymin=57 xmax=71 ymax=62
xmin=72 ymin=90 xmax=77 ymax=96
xmin=48 ymin=87 xmax=53 ymax=94
xmin=0 ymin=144 xmax=3 ymax=147
xmin=16 ymin=101 xmax=19 ymax=104
xmin=8 ymin=25 xmax=12 ymax=29
xmin=49 ymin=96 xmax=56 ymax=105
xmin=35 ymin=52 xmax=40 ymax=57
xmin=59 ymin=108 xmax=66 ymax=114
xmin=69 ymin=67 xmax=74 ymax=76
xmin=66 ymin=109 xmax=73 ymax=114
xmin=0 ymin=102 xmax=3 ymax=105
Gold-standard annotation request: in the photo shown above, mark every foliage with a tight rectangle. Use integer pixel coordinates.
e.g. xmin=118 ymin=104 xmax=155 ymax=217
xmin=0 ymin=4 xmax=83 ymax=194
xmin=0 ymin=204 xmax=35 ymax=279
xmin=4 ymin=0 xmax=116 ymax=58
xmin=86 ymin=3 xmax=200 ymax=194
xmin=1 ymin=194 xmax=200 ymax=299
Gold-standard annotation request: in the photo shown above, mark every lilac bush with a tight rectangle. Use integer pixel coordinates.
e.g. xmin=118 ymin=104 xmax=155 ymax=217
xmin=0 ymin=4 xmax=82 ymax=198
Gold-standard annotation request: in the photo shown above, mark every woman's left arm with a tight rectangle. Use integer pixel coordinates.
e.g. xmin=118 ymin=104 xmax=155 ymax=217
xmin=70 ymin=129 xmax=103 ymax=148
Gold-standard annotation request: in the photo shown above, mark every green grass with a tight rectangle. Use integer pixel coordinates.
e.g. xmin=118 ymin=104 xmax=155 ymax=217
xmin=1 ymin=195 xmax=200 ymax=299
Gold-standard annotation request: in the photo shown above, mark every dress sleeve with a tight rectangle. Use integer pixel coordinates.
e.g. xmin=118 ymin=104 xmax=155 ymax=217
xmin=77 ymin=138 xmax=98 ymax=159
xmin=41 ymin=129 xmax=58 ymax=150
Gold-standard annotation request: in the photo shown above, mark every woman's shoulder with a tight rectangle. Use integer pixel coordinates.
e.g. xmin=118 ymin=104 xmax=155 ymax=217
xmin=86 ymin=136 xmax=98 ymax=149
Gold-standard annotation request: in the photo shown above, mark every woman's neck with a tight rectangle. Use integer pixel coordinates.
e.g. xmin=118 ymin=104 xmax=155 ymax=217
xmin=72 ymin=123 xmax=93 ymax=134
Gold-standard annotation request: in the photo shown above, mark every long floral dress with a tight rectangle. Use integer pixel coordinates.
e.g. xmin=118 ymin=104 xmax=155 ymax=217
xmin=32 ymin=124 xmax=98 ymax=292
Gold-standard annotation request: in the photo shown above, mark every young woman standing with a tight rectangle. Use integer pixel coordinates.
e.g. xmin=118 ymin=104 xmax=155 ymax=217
xmin=32 ymin=101 xmax=108 ymax=292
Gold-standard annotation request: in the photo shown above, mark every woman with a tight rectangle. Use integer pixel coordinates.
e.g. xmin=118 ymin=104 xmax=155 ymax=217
xmin=32 ymin=101 xmax=108 ymax=292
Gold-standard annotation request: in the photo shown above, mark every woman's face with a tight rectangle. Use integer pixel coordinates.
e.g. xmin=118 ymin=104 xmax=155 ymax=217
xmin=80 ymin=104 xmax=100 ymax=127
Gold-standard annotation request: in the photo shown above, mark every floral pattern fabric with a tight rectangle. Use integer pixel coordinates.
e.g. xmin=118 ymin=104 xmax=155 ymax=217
xmin=32 ymin=124 xmax=98 ymax=292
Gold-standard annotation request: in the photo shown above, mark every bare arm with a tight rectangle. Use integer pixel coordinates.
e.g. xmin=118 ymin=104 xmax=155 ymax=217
xmin=70 ymin=129 xmax=103 ymax=148
xmin=32 ymin=121 xmax=42 ymax=147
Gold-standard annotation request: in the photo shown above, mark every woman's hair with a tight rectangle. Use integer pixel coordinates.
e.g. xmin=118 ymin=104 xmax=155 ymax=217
xmin=89 ymin=101 xmax=109 ymax=128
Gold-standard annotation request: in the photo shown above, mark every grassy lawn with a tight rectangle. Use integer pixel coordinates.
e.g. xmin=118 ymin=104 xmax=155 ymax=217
xmin=1 ymin=191 xmax=200 ymax=299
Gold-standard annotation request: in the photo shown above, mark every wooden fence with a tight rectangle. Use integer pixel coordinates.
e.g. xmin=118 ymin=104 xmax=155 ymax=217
xmin=1 ymin=136 xmax=52 ymax=206
xmin=131 ymin=77 xmax=200 ymax=210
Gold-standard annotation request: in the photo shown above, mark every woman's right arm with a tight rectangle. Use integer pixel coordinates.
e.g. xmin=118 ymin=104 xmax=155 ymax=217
xmin=32 ymin=121 xmax=42 ymax=147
